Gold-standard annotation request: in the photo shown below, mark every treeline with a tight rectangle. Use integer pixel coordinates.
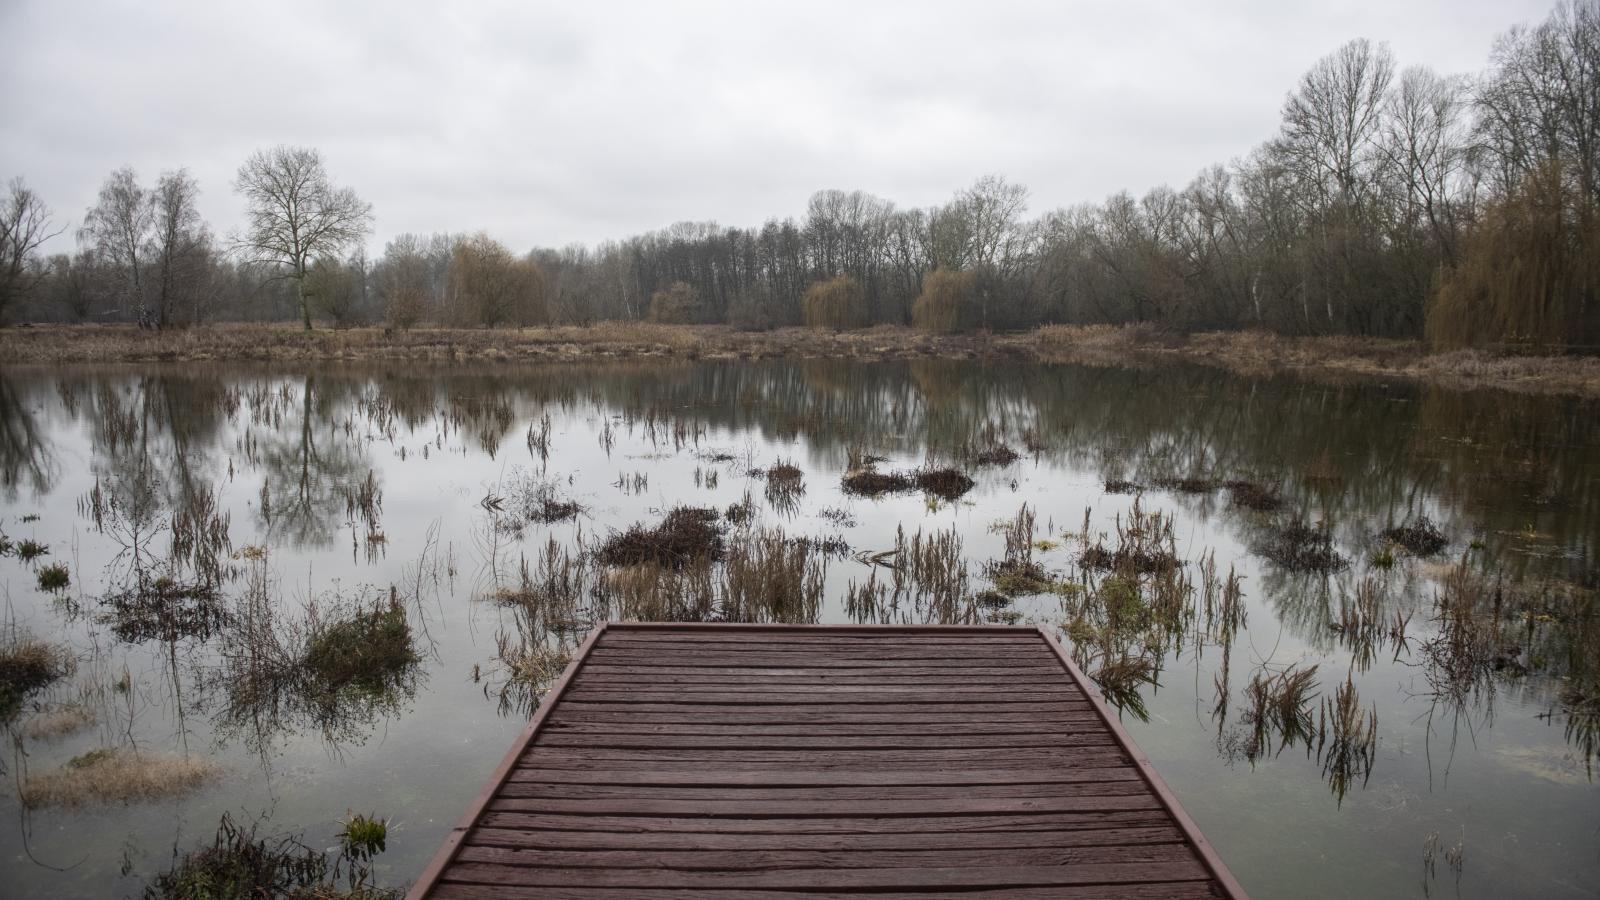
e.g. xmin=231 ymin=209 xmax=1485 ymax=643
xmin=2 ymin=1 xmax=1597 ymax=349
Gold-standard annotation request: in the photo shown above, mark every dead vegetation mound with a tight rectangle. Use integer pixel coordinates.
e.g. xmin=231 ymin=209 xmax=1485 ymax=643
xmin=1226 ymin=480 xmax=1284 ymax=512
xmin=597 ymin=506 xmax=725 ymax=568
xmin=22 ymin=747 xmax=221 ymax=809
xmin=1260 ymin=521 xmax=1349 ymax=574
xmin=1380 ymin=516 xmax=1448 ymax=556
xmin=0 ymin=636 xmax=72 ymax=723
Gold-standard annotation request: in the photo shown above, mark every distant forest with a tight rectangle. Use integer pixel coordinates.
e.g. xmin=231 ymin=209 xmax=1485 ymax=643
xmin=3 ymin=1 xmax=1599 ymax=350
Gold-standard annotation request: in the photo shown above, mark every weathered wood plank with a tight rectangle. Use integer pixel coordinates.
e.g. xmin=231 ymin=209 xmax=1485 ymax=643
xmin=582 ymin=659 xmax=1068 ymax=672
xmin=431 ymin=883 xmax=1226 ymax=900
xmin=493 ymin=781 xmax=1150 ymax=801
xmin=452 ymin=842 xmax=1193 ymax=871
xmin=437 ymin=859 xmax=1213 ymax=888
xmin=408 ymin=623 xmax=1247 ymax=900
xmin=532 ymin=732 xmax=1119 ymax=750
xmin=464 ymin=824 xmax=1187 ymax=852
xmin=541 ymin=720 xmax=1106 ymax=737
xmin=484 ymin=794 xmax=1162 ymax=817
xmin=474 ymin=809 xmax=1177 ymax=834
xmin=504 ymin=767 xmax=1145 ymax=787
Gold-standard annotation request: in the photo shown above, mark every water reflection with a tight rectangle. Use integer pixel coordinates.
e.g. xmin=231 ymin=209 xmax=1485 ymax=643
xmin=0 ymin=359 xmax=1596 ymax=900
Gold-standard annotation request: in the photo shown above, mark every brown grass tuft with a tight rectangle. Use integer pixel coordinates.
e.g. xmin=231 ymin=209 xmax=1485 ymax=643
xmin=22 ymin=748 xmax=222 ymax=808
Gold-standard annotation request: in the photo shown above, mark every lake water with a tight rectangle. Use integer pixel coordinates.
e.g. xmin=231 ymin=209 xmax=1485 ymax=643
xmin=0 ymin=359 xmax=1596 ymax=898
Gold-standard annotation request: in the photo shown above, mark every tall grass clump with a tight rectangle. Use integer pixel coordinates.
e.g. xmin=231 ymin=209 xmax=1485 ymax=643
xmin=0 ymin=633 xmax=72 ymax=723
xmin=802 ymin=274 xmax=866 ymax=330
xmin=141 ymin=812 xmax=400 ymax=900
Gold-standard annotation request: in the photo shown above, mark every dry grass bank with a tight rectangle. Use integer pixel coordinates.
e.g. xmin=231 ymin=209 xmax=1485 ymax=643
xmin=3 ymin=321 xmax=1598 ymax=398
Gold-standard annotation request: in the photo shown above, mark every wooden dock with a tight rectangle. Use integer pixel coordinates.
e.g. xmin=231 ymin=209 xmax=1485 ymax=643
xmin=408 ymin=623 xmax=1248 ymax=899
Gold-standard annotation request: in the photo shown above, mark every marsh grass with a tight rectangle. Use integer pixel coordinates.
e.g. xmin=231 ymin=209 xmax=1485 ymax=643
xmin=495 ymin=473 xmax=584 ymax=536
xmin=1260 ymin=520 xmax=1349 ymax=574
xmin=841 ymin=468 xmax=914 ymax=496
xmin=1381 ymin=516 xmax=1449 ymax=556
xmin=1153 ymin=476 xmax=1218 ymax=495
xmin=841 ymin=464 xmax=975 ymax=501
xmin=1242 ymin=664 xmax=1320 ymax=760
xmin=1225 ymin=480 xmax=1284 ymax=512
xmin=1317 ymin=673 xmax=1379 ymax=804
xmin=21 ymin=747 xmax=221 ymax=809
xmin=763 ymin=459 xmax=806 ymax=516
xmin=1078 ymin=499 xmax=1181 ymax=577
xmin=216 ymin=568 xmax=422 ymax=751
xmin=0 ymin=633 xmax=72 ymax=722
xmin=303 ymin=596 xmax=419 ymax=698
xmin=36 ymin=562 xmax=70 ymax=591
xmin=141 ymin=813 xmax=400 ymax=900
xmin=721 ymin=528 xmax=826 ymax=623
xmin=596 ymin=506 xmax=724 ymax=569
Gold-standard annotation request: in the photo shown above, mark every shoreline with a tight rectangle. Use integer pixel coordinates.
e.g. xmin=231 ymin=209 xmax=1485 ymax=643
xmin=2 ymin=322 xmax=1597 ymax=399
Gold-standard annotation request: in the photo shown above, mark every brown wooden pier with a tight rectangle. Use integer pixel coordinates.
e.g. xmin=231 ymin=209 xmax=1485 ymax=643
xmin=408 ymin=623 xmax=1248 ymax=899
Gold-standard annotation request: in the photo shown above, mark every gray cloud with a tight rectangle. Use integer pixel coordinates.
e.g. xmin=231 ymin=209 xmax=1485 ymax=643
xmin=0 ymin=0 xmax=1555 ymax=257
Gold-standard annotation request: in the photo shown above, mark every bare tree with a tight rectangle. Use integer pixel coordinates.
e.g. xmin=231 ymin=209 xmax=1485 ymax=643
xmin=148 ymin=168 xmax=213 ymax=327
xmin=1278 ymin=39 xmax=1397 ymax=211
xmin=0 ymin=178 xmax=61 ymax=323
xmin=233 ymin=146 xmax=372 ymax=330
xmin=80 ymin=167 xmax=153 ymax=323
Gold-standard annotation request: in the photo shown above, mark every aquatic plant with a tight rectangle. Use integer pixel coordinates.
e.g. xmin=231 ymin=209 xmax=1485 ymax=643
xmin=0 ymin=633 xmax=72 ymax=723
xmin=721 ymin=528 xmax=826 ymax=623
xmin=22 ymin=747 xmax=220 ymax=809
xmin=1317 ymin=673 xmax=1379 ymax=805
xmin=140 ymin=813 xmax=400 ymax=900
xmin=1103 ymin=479 xmax=1141 ymax=494
xmin=841 ymin=467 xmax=914 ymax=496
xmin=596 ymin=506 xmax=724 ymax=569
xmin=1259 ymin=520 xmax=1349 ymax=574
xmin=36 ymin=562 xmax=70 ymax=591
xmin=1153 ymin=475 xmax=1218 ymax=494
xmin=1241 ymin=664 xmax=1320 ymax=759
xmin=763 ymin=459 xmax=805 ymax=515
xmin=1380 ymin=515 xmax=1448 ymax=556
xmin=1225 ymin=480 xmax=1284 ymax=512
xmin=914 ymin=467 xmax=975 ymax=501
xmin=16 ymin=539 xmax=48 ymax=561
xmin=303 ymin=597 xmax=419 ymax=698
xmin=969 ymin=444 xmax=1020 ymax=466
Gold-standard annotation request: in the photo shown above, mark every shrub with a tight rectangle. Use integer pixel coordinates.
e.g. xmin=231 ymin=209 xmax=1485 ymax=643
xmin=802 ymin=275 xmax=866 ymax=329
xmin=649 ymin=281 xmax=704 ymax=324
xmin=912 ymin=268 xmax=976 ymax=333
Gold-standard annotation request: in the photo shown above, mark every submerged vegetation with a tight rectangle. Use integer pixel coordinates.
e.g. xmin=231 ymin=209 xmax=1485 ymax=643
xmin=0 ymin=352 xmax=1597 ymax=897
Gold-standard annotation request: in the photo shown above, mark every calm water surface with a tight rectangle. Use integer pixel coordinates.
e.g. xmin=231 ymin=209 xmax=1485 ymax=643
xmin=0 ymin=359 xmax=1596 ymax=899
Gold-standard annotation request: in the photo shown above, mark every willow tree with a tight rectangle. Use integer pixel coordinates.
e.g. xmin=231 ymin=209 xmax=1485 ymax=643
xmin=234 ymin=146 xmax=371 ymax=330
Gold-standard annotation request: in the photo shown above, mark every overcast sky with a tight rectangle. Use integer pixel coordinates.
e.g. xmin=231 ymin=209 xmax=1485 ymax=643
xmin=0 ymin=0 xmax=1556 ymax=258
